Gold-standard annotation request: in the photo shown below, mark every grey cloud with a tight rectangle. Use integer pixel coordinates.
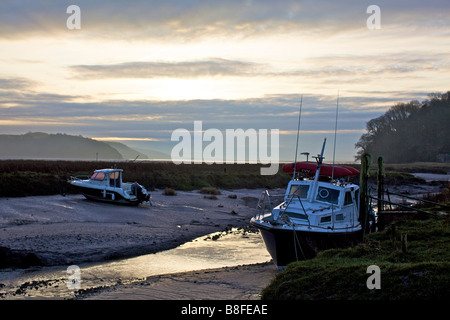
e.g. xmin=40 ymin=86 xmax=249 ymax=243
xmin=0 ymin=77 xmax=37 ymax=90
xmin=1 ymin=89 xmax=418 ymax=133
xmin=306 ymin=53 xmax=450 ymax=72
xmin=69 ymin=52 xmax=449 ymax=81
xmin=1 ymin=1 xmax=449 ymax=40
xmin=0 ymin=87 xmax=432 ymax=161
xmin=70 ymin=58 xmax=263 ymax=79
xmin=0 ymin=1 xmax=319 ymax=39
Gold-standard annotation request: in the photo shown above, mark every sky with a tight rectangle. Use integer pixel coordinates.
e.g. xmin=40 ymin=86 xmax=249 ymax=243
xmin=0 ymin=0 xmax=449 ymax=163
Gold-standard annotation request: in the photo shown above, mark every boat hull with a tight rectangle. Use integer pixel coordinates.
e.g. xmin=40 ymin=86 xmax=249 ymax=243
xmin=72 ymin=184 xmax=143 ymax=206
xmin=252 ymin=222 xmax=363 ymax=268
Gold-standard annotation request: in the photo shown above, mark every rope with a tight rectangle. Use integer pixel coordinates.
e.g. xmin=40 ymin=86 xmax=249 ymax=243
xmin=292 ymin=224 xmax=306 ymax=261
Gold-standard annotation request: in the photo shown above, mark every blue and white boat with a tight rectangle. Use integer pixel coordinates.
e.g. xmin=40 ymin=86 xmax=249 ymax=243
xmin=69 ymin=168 xmax=151 ymax=205
xmin=250 ymin=140 xmax=362 ymax=268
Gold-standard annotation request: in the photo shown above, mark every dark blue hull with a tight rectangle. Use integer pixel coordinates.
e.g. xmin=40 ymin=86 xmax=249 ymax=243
xmin=252 ymin=222 xmax=363 ymax=267
xmin=74 ymin=185 xmax=141 ymax=206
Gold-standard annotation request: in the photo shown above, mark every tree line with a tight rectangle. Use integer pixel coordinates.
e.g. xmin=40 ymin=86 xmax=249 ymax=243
xmin=355 ymin=91 xmax=450 ymax=163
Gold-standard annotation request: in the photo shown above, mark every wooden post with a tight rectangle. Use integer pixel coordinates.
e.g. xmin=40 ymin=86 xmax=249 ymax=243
xmin=376 ymin=156 xmax=386 ymax=231
xmin=359 ymin=153 xmax=372 ymax=238
xmin=390 ymin=225 xmax=397 ymax=248
xmin=401 ymin=233 xmax=408 ymax=253
xmin=377 ymin=156 xmax=385 ymax=212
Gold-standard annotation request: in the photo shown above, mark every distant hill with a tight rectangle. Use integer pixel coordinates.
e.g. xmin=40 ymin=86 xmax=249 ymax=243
xmin=103 ymin=141 xmax=149 ymax=160
xmin=0 ymin=132 xmax=138 ymax=160
xmin=132 ymin=147 xmax=171 ymax=161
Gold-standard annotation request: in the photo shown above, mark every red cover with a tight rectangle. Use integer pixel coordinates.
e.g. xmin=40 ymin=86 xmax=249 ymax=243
xmin=282 ymin=162 xmax=360 ymax=177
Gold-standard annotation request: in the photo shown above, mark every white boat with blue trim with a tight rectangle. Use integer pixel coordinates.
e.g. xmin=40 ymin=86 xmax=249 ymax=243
xmin=250 ymin=140 xmax=362 ymax=268
xmin=69 ymin=168 xmax=151 ymax=205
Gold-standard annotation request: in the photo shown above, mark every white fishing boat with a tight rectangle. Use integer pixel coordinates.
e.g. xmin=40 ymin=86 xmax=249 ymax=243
xmin=250 ymin=139 xmax=362 ymax=268
xmin=69 ymin=168 xmax=151 ymax=205
xmin=251 ymin=94 xmax=363 ymax=268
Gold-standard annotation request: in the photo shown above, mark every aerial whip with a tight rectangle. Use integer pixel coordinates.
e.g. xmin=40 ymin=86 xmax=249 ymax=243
xmin=292 ymin=95 xmax=303 ymax=179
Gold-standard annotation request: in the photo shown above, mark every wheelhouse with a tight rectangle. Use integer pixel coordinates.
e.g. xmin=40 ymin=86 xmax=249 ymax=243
xmin=284 ymin=179 xmax=359 ymax=209
xmin=88 ymin=169 xmax=123 ymax=188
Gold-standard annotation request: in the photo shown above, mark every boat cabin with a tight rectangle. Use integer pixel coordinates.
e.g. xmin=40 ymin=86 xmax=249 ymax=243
xmin=89 ymin=169 xmax=123 ymax=188
xmin=273 ymin=178 xmax=360 ymax=229
xmin=285 ymin=179 xmax=359 ymax=208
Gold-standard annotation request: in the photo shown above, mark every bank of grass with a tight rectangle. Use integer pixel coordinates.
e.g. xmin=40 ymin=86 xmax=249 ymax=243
xmin=348 ymin=161 xmax=450 ymax=184
xmin=0 ymin=160 xmax=447 ymax=198
xmin=0 ymin=160 xmax=291 ymax=197
xmin=261 ymin=215 xmax=450 ymax=300
xmin=352 ymin=161 xmax=450 ymax=174
xmin=384 ymin=162 xmax=450 ymax=174
xmin=420 ymin=188 xmax=450 ymax=213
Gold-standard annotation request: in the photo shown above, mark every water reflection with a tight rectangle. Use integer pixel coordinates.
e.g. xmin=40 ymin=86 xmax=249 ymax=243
xmin=0 ymin=228 xmax=270 ymax=299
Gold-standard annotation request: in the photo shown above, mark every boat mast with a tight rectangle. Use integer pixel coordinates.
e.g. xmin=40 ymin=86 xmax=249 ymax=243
xmin=331 ymin=91 xmax=339 ymax=181
xmin=331 ymin=91 xmax=340 ymax=229
xmin=292 ymin=95 xmax=303 ymax=180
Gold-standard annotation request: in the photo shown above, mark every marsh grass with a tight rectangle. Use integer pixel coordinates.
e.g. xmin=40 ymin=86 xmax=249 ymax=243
xmin=352 ymin=161 xmax=450 ymax=184
xmin=261 ymin=216 xmax=450 ymax=300
xmin=384 ymin=162 xmax=450 ymax=174
xmin=0 ymin=160 xmax=291 ymax=197
xmin=1 ymin=160 xmax=447 ymax=198
xmin=419 ymin=188 xmax=450 ymax=213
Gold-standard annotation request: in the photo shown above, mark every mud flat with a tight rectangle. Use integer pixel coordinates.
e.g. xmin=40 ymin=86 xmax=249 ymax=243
xmin=78 ymin=262 xmax=277 ymax=300
xmin=1 ymin=179 xmax=445 ymax=300
xmin=0 ymin=188 xmax=280 ymax=300
xmin=0 ymin=188 xmax=269 ymax=268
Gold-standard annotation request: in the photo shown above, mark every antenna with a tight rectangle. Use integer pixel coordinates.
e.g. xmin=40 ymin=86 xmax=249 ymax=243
xmin=308 ymin=137 xmax=326 ymax=202
xmin=331 ymin=91 xmax=340 ymax=230
xmin=331 ymin=91 xmax=339 ymax=180
xmin=314 ymin=137 xmax=327 ymax=165
xmin=301 ymin=152 xmax=309 ymax=162
xmin=292 ymin=95 xmax=303 ymax=179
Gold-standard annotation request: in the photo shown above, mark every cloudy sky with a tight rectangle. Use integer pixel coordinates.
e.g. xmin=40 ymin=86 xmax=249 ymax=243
xmin=0 ymin=0 xmax=449 ymax=162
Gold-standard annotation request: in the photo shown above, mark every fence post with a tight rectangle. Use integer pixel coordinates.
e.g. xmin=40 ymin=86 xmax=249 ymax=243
xmin=360 ymin=153 xmax=372 ymax=238
xmin=401 ymin=233 xmax=408 ymax=253
xmin=377 ymin=156 xmax=385 ymax=213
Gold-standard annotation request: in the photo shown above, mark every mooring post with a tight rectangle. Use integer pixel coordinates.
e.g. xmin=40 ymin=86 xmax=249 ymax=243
xmin=401 ymin=233 xmax=408 ymax=253
xmin=359 ymin=153 xmax=372 ymax=238
xmin=376 ymin=156 xmax=386 ymax=231
xmin=377 ymin=156 xmax=385 ymax=212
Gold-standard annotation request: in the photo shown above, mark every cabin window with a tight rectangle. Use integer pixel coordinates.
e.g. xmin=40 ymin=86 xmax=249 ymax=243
xmin=109 ymin=172 xmax=121 ymax=188
xmin=288 ymin=185 xmax=309 ymax=199
xmin=344 ymin=191 xmax=353 ymax=206
xmin=320 ymin=214 xmax=344 ymax=223
xmin=316 ymin=187 xmax=340 ymax=205
xmin=335 ymin=213 xmax=344 ymax=221
xmin=286 ymin=211 xmax=308 ymax=220
xmin=90 ymin=172 xmax=105 ymax=181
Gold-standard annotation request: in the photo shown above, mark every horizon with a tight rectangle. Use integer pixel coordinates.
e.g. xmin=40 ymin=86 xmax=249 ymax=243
xmin=1 ymin=1 xmax=449 ymax=163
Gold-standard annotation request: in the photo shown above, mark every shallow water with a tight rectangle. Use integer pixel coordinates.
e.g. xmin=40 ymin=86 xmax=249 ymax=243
xmin=411 ymin=173 xmax=449 ymax=182
xmin=0 ymin=228 xmax=271 ymax=299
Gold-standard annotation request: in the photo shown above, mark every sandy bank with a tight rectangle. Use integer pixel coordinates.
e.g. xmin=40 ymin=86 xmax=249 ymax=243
xmin=0 ymin=188 xmax=269 ymax=268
